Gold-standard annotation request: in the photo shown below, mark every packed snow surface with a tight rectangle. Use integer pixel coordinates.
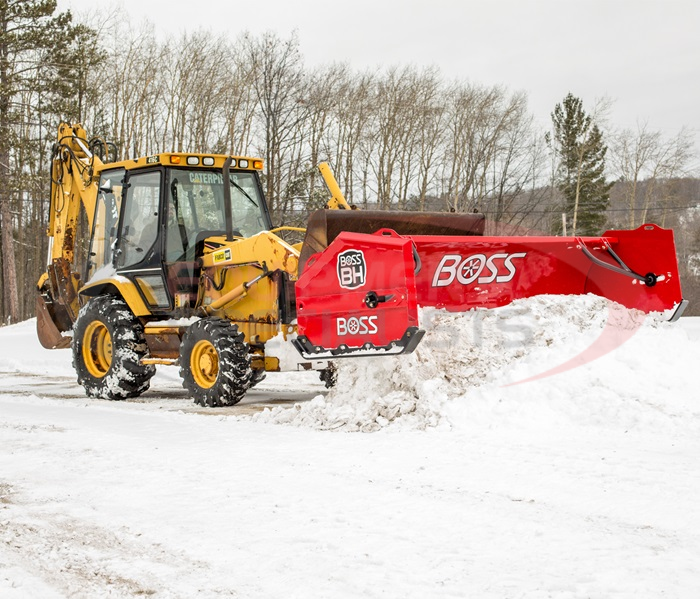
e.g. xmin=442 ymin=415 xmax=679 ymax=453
xmin=0 ymin=295 xmax=699 ymax=598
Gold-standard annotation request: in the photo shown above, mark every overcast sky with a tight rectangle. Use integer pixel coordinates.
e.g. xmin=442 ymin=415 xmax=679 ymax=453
xmin=59 ymin=0 xmax=699 ymax=161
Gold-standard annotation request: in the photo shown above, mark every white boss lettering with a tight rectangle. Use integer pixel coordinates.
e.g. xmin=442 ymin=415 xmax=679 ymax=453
xmin=456 ymin=254 xmax=486 ymax=285
xmin=339 ymin=255 xmax=362 ymax=267
xmin=339 ymin=268 xmax=364 ymax=288
xmin=499 ymin=252 xmax=527 ymax=283
xmin=479 ymin=253 xmax=508 ymax=284
xmin=431 ymin=255 xmax=461 ymax=287
xmin=336 ymin=316 xmax=379 ymax=336
xmin=432 ymin=252 xmax=527 ymax=287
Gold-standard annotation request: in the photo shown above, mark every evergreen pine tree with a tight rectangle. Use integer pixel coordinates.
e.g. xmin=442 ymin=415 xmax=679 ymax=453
xmin=550 ymin=93 xmax=613 ymax=235
xmin=0 ymin=0 xmax=76 ymax=322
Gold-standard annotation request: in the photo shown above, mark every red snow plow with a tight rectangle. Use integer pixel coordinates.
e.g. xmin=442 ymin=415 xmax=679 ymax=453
xmin=293 ymin=220 xmax=686 ymax=358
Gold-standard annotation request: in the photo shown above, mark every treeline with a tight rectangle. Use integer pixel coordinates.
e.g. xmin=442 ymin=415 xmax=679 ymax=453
xmin=78 ymin=25 xmax=551 ymax=228
xmin=0 ymin=2 xmax=698 ymax=323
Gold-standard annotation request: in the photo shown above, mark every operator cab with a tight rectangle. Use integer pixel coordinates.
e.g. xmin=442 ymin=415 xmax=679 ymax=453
xmin=85 ymin=155 xmax=271 ymax=315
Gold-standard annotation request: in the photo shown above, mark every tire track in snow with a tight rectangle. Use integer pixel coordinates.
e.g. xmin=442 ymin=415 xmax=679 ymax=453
xmin=1 ymin=489 xmax=238 ymax=598
xmin=0 ymin=370 xmax=320 ymax=414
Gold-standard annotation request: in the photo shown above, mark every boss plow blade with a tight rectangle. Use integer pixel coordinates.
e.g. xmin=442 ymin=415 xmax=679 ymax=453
xmin=294 ymin=223 xmax=685 ymax=357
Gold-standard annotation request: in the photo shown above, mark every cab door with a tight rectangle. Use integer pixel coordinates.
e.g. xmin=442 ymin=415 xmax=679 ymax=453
xmin=115 ymin=169 xmax=171 ymax=311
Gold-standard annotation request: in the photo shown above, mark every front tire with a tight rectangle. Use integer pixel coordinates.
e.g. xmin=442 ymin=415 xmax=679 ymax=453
xmin=72 ymin=296 xmax=155 ymax=399
xmin=180 ymin=318 xmax=253 ymax=407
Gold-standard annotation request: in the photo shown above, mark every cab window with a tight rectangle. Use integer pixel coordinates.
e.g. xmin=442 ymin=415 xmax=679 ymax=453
xmin=165 ymin=169 xmax=268 ymax=262
xmin=117 ymin=171 xmax=161 ymax=269
xmin=87 ymin=168 xmax=124 ymax=280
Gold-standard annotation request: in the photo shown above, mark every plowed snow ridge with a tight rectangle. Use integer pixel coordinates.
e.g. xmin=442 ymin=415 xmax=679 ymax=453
xmin=250 ymin=295 xmax=695 ymax=432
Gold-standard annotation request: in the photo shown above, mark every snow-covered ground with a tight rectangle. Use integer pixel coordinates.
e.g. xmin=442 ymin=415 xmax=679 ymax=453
xmin=1 ymin=296 xmax=699 ymax=598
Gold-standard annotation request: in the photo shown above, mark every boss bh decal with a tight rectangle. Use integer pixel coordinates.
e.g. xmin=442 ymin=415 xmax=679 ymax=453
xmin=432 ymin=252 xmax=527 ymax=287
xmin=336 ymin=315 xmax=379 ymax=336
xmin=337 ymin=249 xmax=367 ymax=289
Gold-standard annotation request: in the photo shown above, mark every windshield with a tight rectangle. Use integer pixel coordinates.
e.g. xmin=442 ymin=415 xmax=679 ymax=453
xmin=165 ymin=169 xmax=268 ymax=262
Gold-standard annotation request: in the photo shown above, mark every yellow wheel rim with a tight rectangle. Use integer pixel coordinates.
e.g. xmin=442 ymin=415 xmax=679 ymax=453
xmin=191 ymin=339 xmax=219 ymax=389
xmin=82 ymin=321 xmax=112 ymax=378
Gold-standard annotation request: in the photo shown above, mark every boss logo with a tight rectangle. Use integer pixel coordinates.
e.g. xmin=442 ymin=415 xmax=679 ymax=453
xmin=337 ymin=249 xmax=367 ymax=289
xmin=432 ymin=252 xmax=527 ymax=287
xmin=337 ymin=315 xmax=379 ymax=336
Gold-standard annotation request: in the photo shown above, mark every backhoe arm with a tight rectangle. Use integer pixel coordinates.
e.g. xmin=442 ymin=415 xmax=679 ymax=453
xmin=37 ymin=123 xmax=105 ymax=348
xmin=47 ymin=123 xmax=103 ymax=262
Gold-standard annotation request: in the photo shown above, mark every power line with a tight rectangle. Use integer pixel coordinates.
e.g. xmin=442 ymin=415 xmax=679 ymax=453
xmin=476 ymin=205 xmax=700 ymax=216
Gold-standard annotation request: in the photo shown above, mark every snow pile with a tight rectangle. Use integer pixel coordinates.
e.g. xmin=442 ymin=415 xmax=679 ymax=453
xmin=251 ymin=294 xmax=690 ymax=432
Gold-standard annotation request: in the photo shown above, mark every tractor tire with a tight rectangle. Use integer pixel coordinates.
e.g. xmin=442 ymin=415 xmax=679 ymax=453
xmin=72 ymin=295 xmax=155 ymax=400
xmin=180 ymin=318 xmax=253 ymax=407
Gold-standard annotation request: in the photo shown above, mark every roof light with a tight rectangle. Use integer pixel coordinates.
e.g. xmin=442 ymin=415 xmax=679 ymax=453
xmin=170 ymin=156 xmax=181 ymax=164
xmin=202 ymin=156 xmax=215 ymax=166
xmin=253 ymin=160 xmax=263 ymax=170
xmin=187 ymin=156 xmax=199 ymax=165
xmin=238 ymin=159 xmax=249 ymax=168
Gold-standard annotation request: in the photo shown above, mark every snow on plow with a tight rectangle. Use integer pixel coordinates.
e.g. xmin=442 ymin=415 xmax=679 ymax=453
xmin=294 ymin=223 xmax=685 ymax=359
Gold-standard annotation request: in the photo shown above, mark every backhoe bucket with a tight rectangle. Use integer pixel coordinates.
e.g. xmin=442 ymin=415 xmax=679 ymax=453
xmin=294 ymin=223 xmax=685 ymax=357
xmin=36 ymin=293 xmax=72 ymax=349
xmin=298 ymin=208 xmax=485 ymax=275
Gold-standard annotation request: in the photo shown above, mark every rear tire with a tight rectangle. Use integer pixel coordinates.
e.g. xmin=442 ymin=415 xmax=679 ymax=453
xmin=72 ymin=296 xmax=155 ymax=400
xmin=180 ymin=318 xmax=253 ymax=407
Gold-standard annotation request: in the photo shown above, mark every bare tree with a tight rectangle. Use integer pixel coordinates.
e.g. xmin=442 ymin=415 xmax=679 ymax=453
xmin=94 ymin=19 xmax=162 ymax=158
xmin=414 ymin=71 xmax=445 ymax=211
xmin=216 ymin=41 xmax=257 ymax=154
xmin=242 ymin=31 xmax=306 ymax=220
xmin=611 ymin=123 xmax=695 ymax=227
xmin=335 ymin=70 xmax=374 ymax=205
